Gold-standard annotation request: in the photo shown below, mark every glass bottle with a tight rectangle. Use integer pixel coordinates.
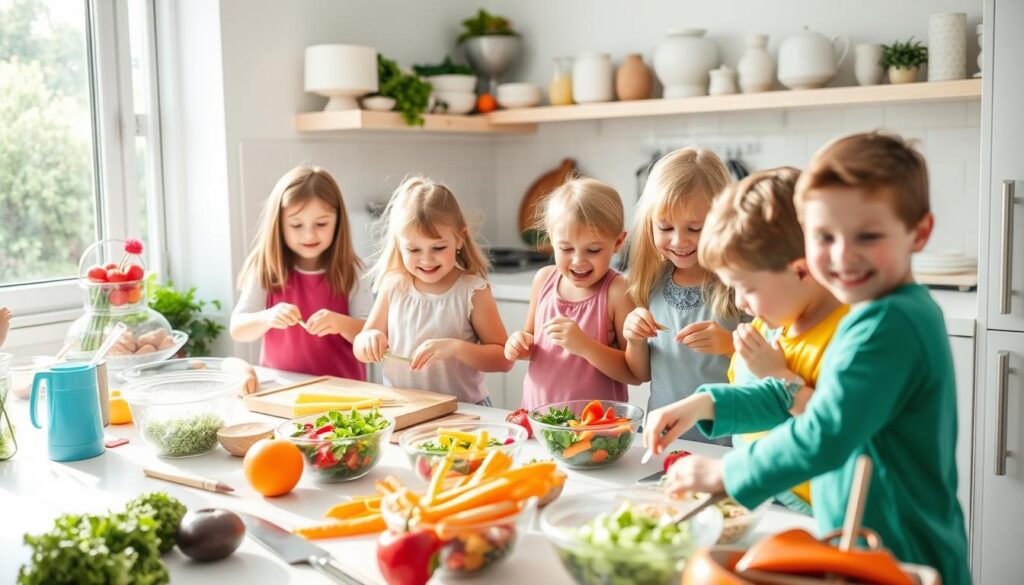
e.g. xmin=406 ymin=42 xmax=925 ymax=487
xmin=549 ymin=57 xmax=574 ymax=106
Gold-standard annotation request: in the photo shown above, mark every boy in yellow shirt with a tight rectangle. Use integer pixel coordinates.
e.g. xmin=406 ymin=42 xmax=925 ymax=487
xmin=700 ymin=167 xmax=848 ymax=514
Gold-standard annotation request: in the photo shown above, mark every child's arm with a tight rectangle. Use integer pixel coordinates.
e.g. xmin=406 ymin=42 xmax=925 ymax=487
xmin=544 ymin=274 xmax=642 ymax=385
xmin=732 ymin=324 xmax=811 ymax=415
xmin=353 ymin=285 xmax=391 ymax=364
xmin=411 ymin=286 xmax=513 ymax=373
xmin=504 ymin=266 xmax=549 ymax=362
xmin=229 ymin=279 xmax=301 ymax=342
xmin=623 ymin=307 xmax=657 ymax=382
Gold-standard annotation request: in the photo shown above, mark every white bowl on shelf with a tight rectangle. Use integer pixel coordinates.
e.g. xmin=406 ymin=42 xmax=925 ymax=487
xmin=361 ymin=95 xmax=397 ymax=111
xmin=427 ymin=74 xmax=478 ymax=93
xmin=433 ymin=91 xmax=476 ymax=115
xmin=496 ymin=83 xmax=542 ymax=109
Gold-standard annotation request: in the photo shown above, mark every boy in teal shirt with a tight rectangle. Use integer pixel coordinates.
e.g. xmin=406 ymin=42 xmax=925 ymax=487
xmin=643 ymin=132 xmax=970 ymax=584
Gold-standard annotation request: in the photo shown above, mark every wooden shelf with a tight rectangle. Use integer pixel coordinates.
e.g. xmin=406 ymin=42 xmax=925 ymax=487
xmin=486 ymin=78 xmax=982 ymax=125
xmin=294 ymin=109 xmax=535 ymax=135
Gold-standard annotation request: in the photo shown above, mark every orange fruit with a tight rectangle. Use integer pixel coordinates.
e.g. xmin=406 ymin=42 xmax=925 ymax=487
xmin=243 ymin=438 xmax=304 ymax=497
xmin=108 ymin=390 xmax=133 ymax=425
xmin=476 ymin=93 xmax=497 ymax=113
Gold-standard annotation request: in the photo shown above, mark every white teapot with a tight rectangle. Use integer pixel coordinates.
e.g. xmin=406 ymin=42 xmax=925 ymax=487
xmin=777 ymin=27 xmax=849 ymax=89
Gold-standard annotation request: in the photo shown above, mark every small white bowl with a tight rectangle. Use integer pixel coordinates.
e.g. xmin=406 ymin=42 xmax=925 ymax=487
xmin=361 ymin=95 xmax=397 ymax=111
xmin=496 ymin=83 xmax=542 ymax=109
xmin=433 ymin=91 xmax=476 ymax=115
xmin=427 ymin=74 xmax=477 ymax=93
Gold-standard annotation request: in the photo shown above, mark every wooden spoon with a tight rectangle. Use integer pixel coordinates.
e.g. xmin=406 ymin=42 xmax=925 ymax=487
xmin=217 ymin=421 xmax=275 ymax=457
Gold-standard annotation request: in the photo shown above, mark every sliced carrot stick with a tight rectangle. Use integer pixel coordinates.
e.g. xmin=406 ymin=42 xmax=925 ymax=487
xmin=324 ymin=500 xmax=371 ymax=519
xmin=562 ymin=439 xmax=592 ymax=459
xmin=423 ymin=457 xmax=453 ymax=506
xmin=293 ymin=513 xmax=386 ymax=540
xmin=493 ymin=461 xmax=557 ymax=484
xmin=435 ymin=501 xmax=519 ymax=538
xmin=463 ymin=450 xmax=510 ymax=488
xmin=420 ymin=478 xmax=514 ymax=522
xmin=511 ymin=478 xmax=553 ymax=501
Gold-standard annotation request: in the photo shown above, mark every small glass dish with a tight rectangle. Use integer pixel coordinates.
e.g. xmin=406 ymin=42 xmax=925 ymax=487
xmin=275 ymin=412 xmax=395 ymax=482
xmin=398 ymin=420 xmax=528 ymax=482
xmin=529 ymin=400 xmax=644 ymax=469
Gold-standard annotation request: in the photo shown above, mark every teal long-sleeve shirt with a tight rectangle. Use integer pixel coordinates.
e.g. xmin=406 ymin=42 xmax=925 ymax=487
xmin=695 ymin=284 xmax=970 ymax=585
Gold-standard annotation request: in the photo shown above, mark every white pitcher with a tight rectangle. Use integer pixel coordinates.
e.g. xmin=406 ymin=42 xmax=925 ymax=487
xmin=777 ymin=27 xmax=850 ymax=90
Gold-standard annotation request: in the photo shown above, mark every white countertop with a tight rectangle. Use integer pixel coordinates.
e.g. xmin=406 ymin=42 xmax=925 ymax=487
xmin=489 ymin=269 xmax=978 ymax=337
xmin=2 ymin=367 xmax=815 ymax=584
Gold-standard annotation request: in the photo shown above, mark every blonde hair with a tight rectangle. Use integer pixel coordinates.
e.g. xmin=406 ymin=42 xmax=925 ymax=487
xmin=369 ymin=176 xmax=490 ymax=290
xmin=700 ymin=167 xmax=804 ymax=273
xmin=237 ymin=165 xmax=362 ymax=296
xmin=625 ymin=147 xmax=739 ymax=321
xmin=796 ymin=131 xmax=930 ymax=229
xmin=533 ymin=177 xmax=625 ymax=242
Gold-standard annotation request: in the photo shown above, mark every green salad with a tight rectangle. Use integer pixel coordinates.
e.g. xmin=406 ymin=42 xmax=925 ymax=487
xmin=531 ymin=401 xmax=636 ymax=469
xmin=288 ymin=407 xmax=390 ymax=482
xmin=143 ymin=413 xmax=223 ymax=457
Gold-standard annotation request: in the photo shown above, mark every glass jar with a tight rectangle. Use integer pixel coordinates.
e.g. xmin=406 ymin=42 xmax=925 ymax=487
xmin=0 ymin=352 xmax=16 ymax=460
xmin=549 ymin=56 xmax=574 ymax=106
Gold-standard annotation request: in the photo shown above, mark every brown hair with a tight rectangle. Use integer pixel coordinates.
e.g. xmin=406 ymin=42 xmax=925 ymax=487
xmin=795 ymin=131 xmax=930 ymax=228
xmin=237 ymin=165 xmax=362 ymax=296
xmin=534 ymin=176 xmax=625 ymax=241
xmin=625 ymin=147 xmax=740 ymax=321
xmin=700 ymin=167 xmax=804 ymax=273
xmin=370 ymin=176 xmax=490 ymax=290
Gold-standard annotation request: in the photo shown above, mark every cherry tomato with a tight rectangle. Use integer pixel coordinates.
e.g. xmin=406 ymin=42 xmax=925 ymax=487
xmin=106 ymin=269 xmax=128 ymax=283
xmin=127 ymin=287 xmax=143 ymax=304
xmin=125 ymin=264 xmax=145 ymax=282
xmin=108 ymin=289 xmax=129 ymax=306
xmin=87 ymin=266 xmax=108 ymax=282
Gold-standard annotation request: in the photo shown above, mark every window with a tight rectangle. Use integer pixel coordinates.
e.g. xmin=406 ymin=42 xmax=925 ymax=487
xmin=0 ymin=0 xmax=164 ymax=319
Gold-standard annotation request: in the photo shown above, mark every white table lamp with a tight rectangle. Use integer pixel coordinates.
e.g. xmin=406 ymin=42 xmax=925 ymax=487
xmin=304 ymin=44 xmax=378 ymax=111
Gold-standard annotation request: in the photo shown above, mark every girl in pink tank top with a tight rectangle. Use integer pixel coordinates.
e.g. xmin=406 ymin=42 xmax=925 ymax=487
xmin=230 ymin=166 xmax=368 ymax=380
xmin=506 ymin=178 xmax=641 ymax=411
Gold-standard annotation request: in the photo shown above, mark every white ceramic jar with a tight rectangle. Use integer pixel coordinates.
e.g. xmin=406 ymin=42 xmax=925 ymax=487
xmin=654 ymin=28 xmax=719 ymax=98
xmin=737 ymin=34 xmax=775 ymax=93
xmin=777 ymin=27 xmax=849 ymax=90
xmin=854 ymin=43 xmax=885 ymax=86
xmin=929 ymin=12 xmax=967 ymax=81
xmin=709 ymin=65 xmax=738 ymax=96
xmin=572 ymin=52 xmax=614 ymax=103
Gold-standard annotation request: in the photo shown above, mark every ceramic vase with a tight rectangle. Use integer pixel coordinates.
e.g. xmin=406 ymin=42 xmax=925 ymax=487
xmin=572 ymin=52 xmax=614 ymax=103
xmin=708 ymin=65 xmax=738 ymax=96
xmin=737 ymin=34 xmax=775 ymax=93
xmin=975 ymin=23 xmax=984 ymax=77
xmin=615 ymin=53 xmax=653 ymax=100
xmin=928 ymin=12 xmax=967 ymax=81
xmin=889 ymin=66 xmax=919 ymax=84
xmin=653 ymin=28 xmax=719 ymax=98
xmin=854 ymin=43 xmax=885 ymax=86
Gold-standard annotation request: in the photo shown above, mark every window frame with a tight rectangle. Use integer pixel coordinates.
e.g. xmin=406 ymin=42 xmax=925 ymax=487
xmin=0 ymin=0 xmax=166 ymax=323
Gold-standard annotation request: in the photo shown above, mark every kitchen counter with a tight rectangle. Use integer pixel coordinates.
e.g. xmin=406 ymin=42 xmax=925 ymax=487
xmin=1 ymin=367 xmax=815 ymax=584
xmin=489 ymin=270 xmax=978 ymax=337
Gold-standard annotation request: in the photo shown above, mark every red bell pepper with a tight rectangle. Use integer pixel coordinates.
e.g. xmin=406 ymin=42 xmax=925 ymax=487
xmin=580 ymin=400 xmax=605 ymax=425
xmin=313 ymin=444 xmax=338 ymax=469
xmin=377 ymin=528 xmax=441 ymax=585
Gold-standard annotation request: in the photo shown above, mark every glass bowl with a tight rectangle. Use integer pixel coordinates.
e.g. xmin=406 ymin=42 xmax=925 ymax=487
xmin=8 ymin=355 xmax=57 ymax=400
xmin=398 ymin=421 xmax=528 ymax=482
xmin=381 ymin=491 xmax=528 ymax=577
xmin=529 ymin=400 xmax=644 ymax=469
xmin=121 ymin=370 xmax=240 ymax=457
xmin=120 ymin=357 xmax=243 ymax=391
xmin=540 ymin=487 xmax=724 ymax=585
xmin=705 ymin=495 xmax=769 ymax=545
xmin=274 ymin=412 xmax=395 ymax=482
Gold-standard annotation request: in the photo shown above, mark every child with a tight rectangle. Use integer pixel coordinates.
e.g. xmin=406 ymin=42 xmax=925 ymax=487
xmin=644 ymin=133 xmax=970 ymax=584
xmin=353 ymin=177 xmax=510 ymax=405
xmin=230 ymin=166 xmax=370 ymax=380
xmin=699 ymin=167 xmax=848 ymax=514
xmin=622 ymin=148 xmax=743 ymax=444
xmin=505 ymin=177 xmax=640 ymax=411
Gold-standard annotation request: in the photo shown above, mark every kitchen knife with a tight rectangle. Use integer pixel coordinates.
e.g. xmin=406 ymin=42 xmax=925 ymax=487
xmin=240 ymin=512 xmax=369 ymax=585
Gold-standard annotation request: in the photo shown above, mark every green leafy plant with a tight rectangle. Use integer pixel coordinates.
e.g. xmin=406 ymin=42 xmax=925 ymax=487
xmin=413 ymin=56 xmax=474 ymax=77
xmin=147 ymin=275 xmax=225 ymax=356
xmin=375 ymin=54 xmax=432 ymax=126
xmin=457 ymin=9 xmax=517 ymax=44
xmin=126 ymin=492 xmax=188 ymax=554
xmin=882 ymin=37 xmax=928 ymax=69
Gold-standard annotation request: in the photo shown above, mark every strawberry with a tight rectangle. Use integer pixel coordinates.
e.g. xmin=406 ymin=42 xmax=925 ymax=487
xmin=506 ymin=408 xmax=532 ymax=439
xmin=663 ymin=449 xmax=692 ymax=473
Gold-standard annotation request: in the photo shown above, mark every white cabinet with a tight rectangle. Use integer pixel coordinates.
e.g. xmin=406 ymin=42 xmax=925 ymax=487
xmin=949 ymin=335 xmax=976 ymax=530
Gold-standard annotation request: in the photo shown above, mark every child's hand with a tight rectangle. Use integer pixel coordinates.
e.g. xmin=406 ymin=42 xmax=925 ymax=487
xmin=504 ymin=331 xmax=534 ymax=361
xmin=0 ymin=307 xmax=10 ymax=349
xmin=623 ymin=307 xmax=659 ymax=341
xmin=664 ymin=455 xmax=725 ymax=496
xmin=354 ymin=329 xmax=388 ymax=363
xmin=733 ymin=323 xmax=788 ymax=378
xmin=642 ymin=394 xmax=714 ymax=455
xmin=410 ymin=338 xmax=460 ymax=370
xmin=676 ymin=320 xmax=734 ymax=355
xmin=264 ymin=303 xmax=302 ymax=330
xmin=304 ymin=309 xmax=345 ymax=337
xmin=543 ymin=316 xmax=589 ymax=356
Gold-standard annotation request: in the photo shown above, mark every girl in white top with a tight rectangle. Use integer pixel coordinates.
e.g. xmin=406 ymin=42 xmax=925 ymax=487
xmin=353 ymin=177 xmax=511 ymax=404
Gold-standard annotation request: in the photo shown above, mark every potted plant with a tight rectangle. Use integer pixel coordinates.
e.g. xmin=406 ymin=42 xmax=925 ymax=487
xmin=371 ymin=53 xmax=432 ymax=126
xmin=882 ymin=37 xmax=928 ymax=84
xmin=147 ymin=277 xmax=225 ymax=357
xmin=458 ymin=9 xmax=521 ymax=102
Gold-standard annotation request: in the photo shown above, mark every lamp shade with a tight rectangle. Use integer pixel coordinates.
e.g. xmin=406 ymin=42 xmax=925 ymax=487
xmin=304 ymin=44 xmax=378 ymax=111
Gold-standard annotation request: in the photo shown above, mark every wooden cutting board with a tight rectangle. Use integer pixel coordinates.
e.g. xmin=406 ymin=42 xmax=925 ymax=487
xmin=518 ymin=158 xmax=578 ymax=253
xmin=389 ymin=412 xmax=482 ymax=444
xmin=243 ymin=376 xmax=457 ymax=431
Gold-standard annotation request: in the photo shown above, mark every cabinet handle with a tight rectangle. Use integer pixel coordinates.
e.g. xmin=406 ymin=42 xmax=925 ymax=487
xmin=999 ymin=180 xmax=1017 ymax=315
xmin=995 ymin=351 xmax=1010 ymax=476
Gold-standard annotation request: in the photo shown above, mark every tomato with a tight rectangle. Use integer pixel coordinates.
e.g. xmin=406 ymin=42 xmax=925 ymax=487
xmin=108 ymin=289 xmax=129 ymax=306
xmin=87 ymin=266 xmax=108 ymax=282
xmin=105 ymin=262 xmax=118 ymax=270
xmin=126 ymin=287 xmax=143 ymax=304
xmin=125 ymin=263 xmax=145 ymax=282
xmin=106 ymin=269 xmax=128 ymax=283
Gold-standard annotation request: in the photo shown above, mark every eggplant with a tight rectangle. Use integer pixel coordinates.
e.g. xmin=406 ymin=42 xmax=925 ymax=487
xmin=177 ymin=508 xmax=245 ymax=562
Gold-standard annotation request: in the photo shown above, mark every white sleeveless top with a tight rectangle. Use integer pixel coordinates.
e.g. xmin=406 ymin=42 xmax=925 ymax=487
xmin=382 ymin=272 xmax=489 ymax=403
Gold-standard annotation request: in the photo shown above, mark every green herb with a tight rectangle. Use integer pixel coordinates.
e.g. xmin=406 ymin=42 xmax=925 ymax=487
xmin=413 ymin=56 xmax=474 ymax=77
xmin=290 ymin=408 xmax=391 ymax=482
xmin=457 ymin=9 xmax=517 ymax=44
xmin=882 ymin=37 xmax=928 ymax=69
xmin=534 ymin=406 xmax=576 ymax=426
xmin=126 ymin=492 xmax=188 ymax=554
xmin=143 ymin=413 xmax=223 ymax=457
xmin=147 ymin=275 xmax=225 ymax=357
xmin=18 ymin=511 xmax=169 ymax=585
xmin=375 ymin=54 xmax=432 ymax=127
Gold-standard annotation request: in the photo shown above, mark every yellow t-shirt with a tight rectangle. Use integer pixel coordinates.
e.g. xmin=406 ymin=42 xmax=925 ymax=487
xmin=727 ymin=304 xmax=851 ymax=506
